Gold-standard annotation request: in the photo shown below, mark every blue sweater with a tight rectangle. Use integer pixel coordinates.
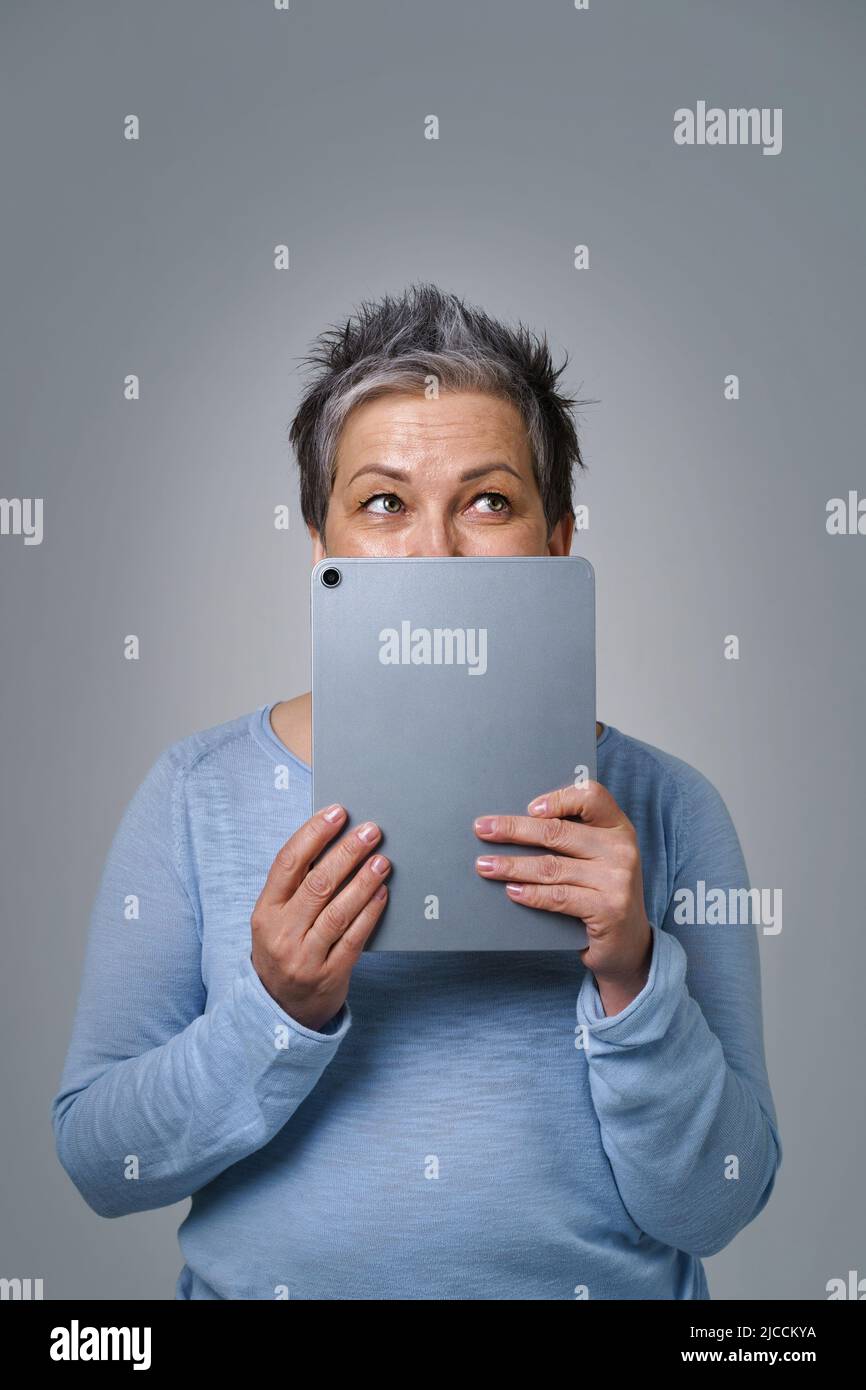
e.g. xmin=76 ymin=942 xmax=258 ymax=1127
xmin=51 ymin=704 xmax=782 ymax=1300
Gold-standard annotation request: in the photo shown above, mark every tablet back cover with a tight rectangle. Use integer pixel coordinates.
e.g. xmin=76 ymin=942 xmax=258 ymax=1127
xmin=311 ymin=556 xmax=595 ymax=950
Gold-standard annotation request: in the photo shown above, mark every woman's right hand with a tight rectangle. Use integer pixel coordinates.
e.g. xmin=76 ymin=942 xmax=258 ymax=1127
xmin=250 ymin=804 xmax=390 ymax=1031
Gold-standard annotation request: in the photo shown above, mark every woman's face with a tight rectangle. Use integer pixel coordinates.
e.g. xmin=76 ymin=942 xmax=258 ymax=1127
xmin=310 ymin=389 xmax=574 ymax=560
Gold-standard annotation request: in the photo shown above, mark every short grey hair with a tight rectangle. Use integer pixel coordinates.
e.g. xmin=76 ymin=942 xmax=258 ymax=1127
xmin=288 ymin=282 xmax=591 ymax=543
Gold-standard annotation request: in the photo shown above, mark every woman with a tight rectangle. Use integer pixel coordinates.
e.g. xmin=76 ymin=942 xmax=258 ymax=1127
xmin=51 ymin=283 xmax=782 ymax=1300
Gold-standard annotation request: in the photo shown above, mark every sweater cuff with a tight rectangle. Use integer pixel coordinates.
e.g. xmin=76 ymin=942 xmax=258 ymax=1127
xmin=576 ymin=922 xmax=687 ymax=1052
xmin=238 ymin=951 xmax=352 ymax=1044
xmin=227 ymin=951 xmax=353 ymax=1127
xmin=220 ymin=954 xmax=352 ymax=1130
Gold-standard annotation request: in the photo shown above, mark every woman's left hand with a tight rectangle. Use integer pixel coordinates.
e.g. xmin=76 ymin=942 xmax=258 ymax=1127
xmin=474 ymin=781 xmax=654 ymax=1016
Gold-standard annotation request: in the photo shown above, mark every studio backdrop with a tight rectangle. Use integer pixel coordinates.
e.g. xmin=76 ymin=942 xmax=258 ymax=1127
xmin=1 ymin=0 xmax=863 ymax=1300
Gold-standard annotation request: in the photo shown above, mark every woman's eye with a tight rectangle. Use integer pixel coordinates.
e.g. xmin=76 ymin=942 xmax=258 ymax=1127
xmin=360 ymin=493 xmax=403 ymax=514
xmin=473 ymin=491 xmax=511 ymax=513
xmin=359 ymin=490 xmax=511 ymax=516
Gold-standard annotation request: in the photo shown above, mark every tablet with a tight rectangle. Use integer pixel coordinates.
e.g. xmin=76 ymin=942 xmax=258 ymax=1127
xmin=311 ymin=555 xmax=596 ymax=951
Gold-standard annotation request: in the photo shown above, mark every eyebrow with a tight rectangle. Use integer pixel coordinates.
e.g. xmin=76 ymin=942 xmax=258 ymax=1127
xmin=344 ymin=462 xmax=526 ymax=488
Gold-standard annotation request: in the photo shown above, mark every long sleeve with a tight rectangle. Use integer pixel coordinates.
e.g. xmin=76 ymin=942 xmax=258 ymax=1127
xmin=576 ymin=766 xmax=783 ymax=1258
xmin=50 ymin=747 xmax=351 ymax=1219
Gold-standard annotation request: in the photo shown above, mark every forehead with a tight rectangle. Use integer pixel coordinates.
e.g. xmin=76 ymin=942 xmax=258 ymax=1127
xmin=334 ymin=389 xmax=531 ymax=467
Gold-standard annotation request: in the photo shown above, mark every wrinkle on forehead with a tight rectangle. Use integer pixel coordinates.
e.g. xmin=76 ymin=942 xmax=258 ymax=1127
xmin=334 ymin=390 xmax=532 ymax=480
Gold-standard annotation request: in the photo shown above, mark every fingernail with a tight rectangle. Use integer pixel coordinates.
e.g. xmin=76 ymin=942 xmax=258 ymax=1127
xmin=528 ymin=798 xmax=547 ymax=815
xmin=374 ymin=884 xmax=388 ymax=900
xmin=370 ymin=854 xmax=390 ymax=876
xmin=474 ymin=816 xmax=497 ymax=834
xmin=323 ymin=804 xmax=345 ymax=822
xmin=506 ymin=883 xmax=525 ymax=896
xmin=476 ymin=856 xmax=498 ymax=873
xmin=357 ymin=821 xmax=379 ymax=843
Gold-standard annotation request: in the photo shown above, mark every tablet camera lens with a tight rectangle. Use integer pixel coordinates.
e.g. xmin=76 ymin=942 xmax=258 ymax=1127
xmin=321 ymin=567 xmax=341 ymax=588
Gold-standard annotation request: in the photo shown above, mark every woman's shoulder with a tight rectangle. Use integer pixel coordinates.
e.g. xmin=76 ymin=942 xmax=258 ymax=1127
xmin=600 ymin=725 xmax=746 ymax=887
xmin=136 ymin=704 xmax=305 ymax=805
xmin=600 ymin=723 xmax=733 ymax=821
xmin=155 ymin=707 xmax=265 ymax=776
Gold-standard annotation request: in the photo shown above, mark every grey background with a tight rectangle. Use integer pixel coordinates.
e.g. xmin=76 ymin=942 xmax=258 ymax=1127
xmin=1 ymin=0 xmax=863 ymax=1299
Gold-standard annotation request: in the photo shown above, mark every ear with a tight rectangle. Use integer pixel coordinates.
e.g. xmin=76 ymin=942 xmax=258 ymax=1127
xmin=546 ymin=511 xmax=575 ymax=556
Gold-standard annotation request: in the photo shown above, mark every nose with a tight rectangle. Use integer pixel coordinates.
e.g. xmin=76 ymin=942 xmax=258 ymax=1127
xmin=404 ymin=521 xmax=463 ymax=558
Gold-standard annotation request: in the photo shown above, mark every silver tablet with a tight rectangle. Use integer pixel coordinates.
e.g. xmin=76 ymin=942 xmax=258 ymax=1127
xmin=311 ymin=556 xmax=596 ymax=951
